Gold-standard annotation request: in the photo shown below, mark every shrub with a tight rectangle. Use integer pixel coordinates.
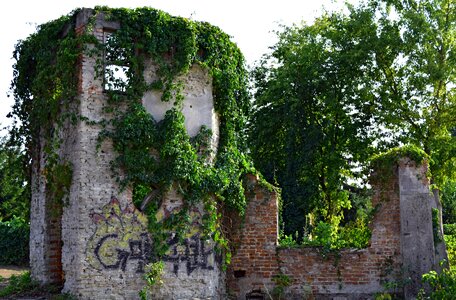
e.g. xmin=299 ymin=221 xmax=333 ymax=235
xmin=421 ymin=268 xmax=456 ymax=299
xmin=0 ymin=216 xmax=29 ymax=265
xmin=445 ymin=234 xmax=456 ymax=270
xmin=444 ymin=223 xmax=456 ymax=235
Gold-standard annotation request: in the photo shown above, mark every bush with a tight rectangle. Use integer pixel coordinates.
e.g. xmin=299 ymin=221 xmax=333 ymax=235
xmin=421 ymin=268 xmax=456 ymax=299
xmin=0 ymin=217 xmax=29 ymax=265
xmin=445 ymin=234 xmax=456 ymax=270
xmin=444 ymin=223 xmax=456 ymax=235
xmin=279 ymin=220 xmax=371 ymax=251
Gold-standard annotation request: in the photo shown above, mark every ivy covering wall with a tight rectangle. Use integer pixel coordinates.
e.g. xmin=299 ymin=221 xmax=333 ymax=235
xmin=10 ymin=6 xmax=264 ymax=262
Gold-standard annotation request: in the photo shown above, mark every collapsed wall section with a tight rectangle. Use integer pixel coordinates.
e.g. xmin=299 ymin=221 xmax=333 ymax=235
xmin=227 ymin=158 xmax=445 ymax=299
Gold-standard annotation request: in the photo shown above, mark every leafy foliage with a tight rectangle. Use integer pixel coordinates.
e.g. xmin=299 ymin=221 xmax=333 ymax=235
xmin=279 ymin=219 xmax=371 ymax=250
xmin=93 ymin=7 xmax=255 ymax=260
xmin=444 ymin=234 xmax=456 ymax=269
xmin=9 ymin=5 xmax=256 ymax=263
xmin=442 ymin=181 xmax=456 ymax=224
xmin=0 ymin=137 xmax=29 ymax=221
xmin=8 ymin=10 xmax=93 ymax=222
xmin=271 ymin=273 xmax=292 ymax=299
xmin=370 ymin=145 xmax=429 ymax=171
xmin=444 ymin=223 xmax=456 ymax=236
xmin=421 ymin=268 xmax=456 ymax=299
xmin=139 ymin=261 xmax=165 ymax=300
xmin=278 ymin=190 xmax=373 ymax=250
xmin=250 ymin=5 xmax=380 ymax=237
xmin=371 ymin=0 xmax=456 ymax=188
xmin=10 ymin=9 xmax=90 ymax=155
xmin=250 ymin=0 xmax=456 ymax=237
xmin=0 ymin=217 xmax=29 ymax=266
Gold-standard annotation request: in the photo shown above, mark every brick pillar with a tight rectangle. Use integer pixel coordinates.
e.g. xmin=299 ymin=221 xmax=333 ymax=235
xmin=227 ymin=174 xmax=279 ymax=299
xmin=397 ymin=158 xmax=445 ymax=298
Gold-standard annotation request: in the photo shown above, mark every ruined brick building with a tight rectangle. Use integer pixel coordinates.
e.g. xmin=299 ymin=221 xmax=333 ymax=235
xmin=28 ymin=8 xmax=447 ymax=299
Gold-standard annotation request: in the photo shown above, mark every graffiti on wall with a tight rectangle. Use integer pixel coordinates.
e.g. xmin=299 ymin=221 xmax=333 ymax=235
xmin=163 ymin=232 xmax=218 ymax=276
xmin=157 ymin=196 xmax=219 ymax=276
xmin=86 ymin=196 xmax=152 ymax=273
xmin=86 ymin=195 xmax=219 ymax=276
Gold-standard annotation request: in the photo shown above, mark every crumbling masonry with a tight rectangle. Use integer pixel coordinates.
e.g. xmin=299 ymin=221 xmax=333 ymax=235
xmin=30 ymin=8 xmax=447 ymax=299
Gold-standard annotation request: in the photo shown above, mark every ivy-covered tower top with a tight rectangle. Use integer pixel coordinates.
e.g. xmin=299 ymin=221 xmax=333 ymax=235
xmin=13 ymin=7 xmax=256 ymax=298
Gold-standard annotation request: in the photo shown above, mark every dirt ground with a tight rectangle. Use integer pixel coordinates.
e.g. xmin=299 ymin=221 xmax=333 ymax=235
xmin=0 ymin=266 xmax=29 ymax=279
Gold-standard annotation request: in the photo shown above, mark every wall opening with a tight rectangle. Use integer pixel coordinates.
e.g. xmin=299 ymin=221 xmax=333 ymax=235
xmin=103 ymin=30 xmax=129 ymax=92
xmin=245 ymin=290 xmax=265 ymax=300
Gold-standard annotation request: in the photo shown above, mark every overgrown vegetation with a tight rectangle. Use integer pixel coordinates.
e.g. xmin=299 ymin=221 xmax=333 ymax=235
xmin=5 ymin=0 xmax=456 ymax=296
xmin=9 ymin=10 xmax=89 ymax=215
xmin=0 ymin=272 xmax=38 ymax=298
xmin=271 ymin=273 xmax=292 ymax=299
xmin=250 ymin=0 xmax=456 ymax=249
xmin=93 ymin=6 xmax=258 ymax=262
xmin=0 ymin=271 xmax=75 ymax=299
xmin=419 ymin=268 xmax=456 ymax=299
xmin=0 ymin=217 xmax=29 ymax=266
xmin=139 ymin=261 xmax=164 ymax=300
xmin=8 ymin=6 xmax=258 ymax=272
xmin=411 ymin=221 xmax=456 ymax=298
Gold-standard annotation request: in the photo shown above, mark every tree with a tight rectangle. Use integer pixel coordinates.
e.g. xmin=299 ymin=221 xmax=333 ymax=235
xmin=373 ymin=0 xmax=456 ymax=187
xmin=250 ymin=0 xmax=456 ymax=235
xmin=249 ymin=6 xmax=380 ymax=236
xmin=0 ymin=136 xmax=30 ymax=221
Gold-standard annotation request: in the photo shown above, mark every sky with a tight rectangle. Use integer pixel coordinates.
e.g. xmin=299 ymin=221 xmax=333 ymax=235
xmin=0 ymin=0 xmax=353 ymax=133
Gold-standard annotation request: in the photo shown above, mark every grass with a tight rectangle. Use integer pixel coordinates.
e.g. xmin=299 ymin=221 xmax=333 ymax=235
xmin=0 ymin=271 xmax=39 ymax=297
xmin=0 ymin=271 xmax=76 ymax=299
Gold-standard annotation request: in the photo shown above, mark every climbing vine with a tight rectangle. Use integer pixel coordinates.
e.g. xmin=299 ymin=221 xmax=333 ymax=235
xmin=93 ymin=6 xmax=256 ymax=261
xmin=9 ymin=10 xmax=95 ymax=215
xmin=10 ymin=6 xmax=257 ymax=270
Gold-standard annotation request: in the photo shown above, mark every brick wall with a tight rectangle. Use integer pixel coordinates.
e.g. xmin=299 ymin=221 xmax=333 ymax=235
xmin=227 ymin=165 xmax=418 ymax=299
xmin=226 ymin=174 xmax=280 ymax=298
xmin=46 ymin=206 xmax=64 ymax=284
xmin=278 ymin=173 xmax=402 ymax=299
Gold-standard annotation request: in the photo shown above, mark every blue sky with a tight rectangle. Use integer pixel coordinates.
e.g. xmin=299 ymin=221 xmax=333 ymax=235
xmin=0 ymin=0 xmax=352 ymax=133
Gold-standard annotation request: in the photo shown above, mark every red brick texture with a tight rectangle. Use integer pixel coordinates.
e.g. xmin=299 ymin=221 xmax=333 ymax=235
xmin=226 ymin=174 xmax=280 ymax=298
xmin=227 ymin=170 xmax=403 ymax=299
xmin=46 ymin=204 xmax=64 ymax=285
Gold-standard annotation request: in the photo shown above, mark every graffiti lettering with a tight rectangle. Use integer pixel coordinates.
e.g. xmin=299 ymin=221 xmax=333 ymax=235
xmin=93 ymin=233 xmax=151 ymax=272
xmin=87 ymin=197 xmax=151 ymax=273
xmin=87 ymin=197 xmax=219 ymax=276
xmin=163 ymin=233 xmax=218 ymax=276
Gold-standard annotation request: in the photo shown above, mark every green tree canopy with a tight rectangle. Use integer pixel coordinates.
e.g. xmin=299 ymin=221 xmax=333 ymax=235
xmin=373 ymin=0 xmax=456 ymax=187
xmin=250 ymin=5 xmax=380 ymax=235
xmin=250 ymin=0 xmax=456 ymax=235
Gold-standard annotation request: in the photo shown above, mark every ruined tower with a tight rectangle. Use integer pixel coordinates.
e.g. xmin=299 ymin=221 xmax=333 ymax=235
xmin=28 ymin=7 xmax=237 ymax=299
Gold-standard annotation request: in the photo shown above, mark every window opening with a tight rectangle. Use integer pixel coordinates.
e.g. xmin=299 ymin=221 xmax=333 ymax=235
xmin=103 ymin=31 xmax=129 ymax=92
